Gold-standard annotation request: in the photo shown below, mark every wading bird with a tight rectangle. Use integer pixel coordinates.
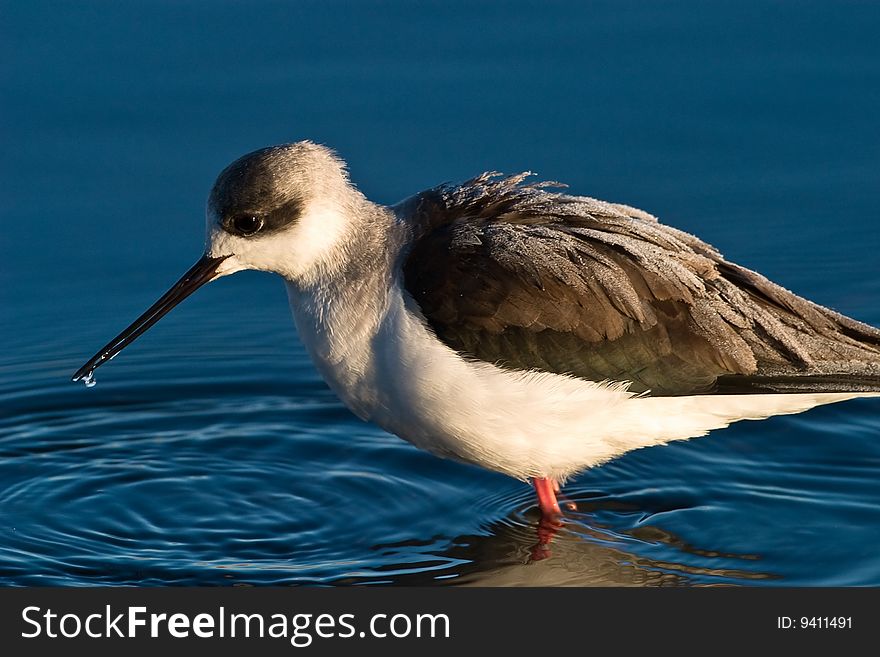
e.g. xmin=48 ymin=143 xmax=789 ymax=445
xmin=74 ymin=142 xmax=880 ymax=518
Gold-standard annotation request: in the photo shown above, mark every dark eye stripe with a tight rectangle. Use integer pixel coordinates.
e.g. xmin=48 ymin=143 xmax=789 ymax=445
xmin=221 ymin=197 xmax=302 ymax=237
xmin=263 ymin=196 xmax=303 ymax=231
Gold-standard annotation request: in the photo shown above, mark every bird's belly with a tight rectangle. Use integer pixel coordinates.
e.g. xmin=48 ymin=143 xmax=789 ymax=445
xmin=359 ymin=296 xmax=644 ymax=479
xmin=291 ymin=287 xmax=873 ymax=481
xmin=367 ymin=347 xmax=869 ymax=481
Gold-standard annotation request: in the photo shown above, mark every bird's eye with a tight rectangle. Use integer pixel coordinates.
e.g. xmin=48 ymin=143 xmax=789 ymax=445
xmin=231 ymin=214 xmax=263 ymax=236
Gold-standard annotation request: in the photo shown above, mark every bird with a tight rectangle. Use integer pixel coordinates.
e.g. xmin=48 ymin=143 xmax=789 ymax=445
xmin=73 ymin=141 xmax=880 ymax=518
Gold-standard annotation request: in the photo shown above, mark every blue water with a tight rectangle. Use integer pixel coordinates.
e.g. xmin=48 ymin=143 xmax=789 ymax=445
xmin=2 ymin=1 xmax=880 ymax=586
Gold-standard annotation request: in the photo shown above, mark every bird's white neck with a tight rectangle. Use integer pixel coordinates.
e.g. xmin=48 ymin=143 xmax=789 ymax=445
xmin=282 ymin=202 xmax=405 ymax=418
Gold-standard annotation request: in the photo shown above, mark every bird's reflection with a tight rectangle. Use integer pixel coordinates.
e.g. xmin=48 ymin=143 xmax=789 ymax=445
xmin=530 ymin=516 xmax=563 ymax=562
xmin=352 ymin=493 xmax=776 ymax=586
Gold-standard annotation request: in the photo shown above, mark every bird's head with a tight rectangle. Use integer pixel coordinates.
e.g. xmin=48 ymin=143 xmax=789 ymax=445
xmin=206 ymin=141 xmax=357 ymax=282
xmin=72 ymin=141 xmax=359 ymax=384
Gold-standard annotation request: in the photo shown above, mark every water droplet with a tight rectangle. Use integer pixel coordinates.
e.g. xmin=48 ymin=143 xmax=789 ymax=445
xmin=83 ymin=371 xmax=97 ymax=388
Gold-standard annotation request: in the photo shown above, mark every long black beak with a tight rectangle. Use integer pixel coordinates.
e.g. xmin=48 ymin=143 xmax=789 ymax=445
xmin=72 ymin=254 xmax=230 ymax=383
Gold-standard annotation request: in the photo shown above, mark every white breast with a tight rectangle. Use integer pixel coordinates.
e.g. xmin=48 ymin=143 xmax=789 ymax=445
xmin=287 ymin=278 xmax=872 ymax=482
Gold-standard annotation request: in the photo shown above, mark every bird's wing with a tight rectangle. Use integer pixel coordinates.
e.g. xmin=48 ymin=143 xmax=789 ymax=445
xmin=399 ymin=173 xmax=880 ymax=396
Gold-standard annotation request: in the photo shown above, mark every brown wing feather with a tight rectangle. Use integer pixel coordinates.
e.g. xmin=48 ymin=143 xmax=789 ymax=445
xmin=401 ymin=174 xmax=880 ymax=396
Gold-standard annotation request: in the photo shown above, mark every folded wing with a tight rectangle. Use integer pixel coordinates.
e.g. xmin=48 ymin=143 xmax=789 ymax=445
xmin=400 ymin=173 xmax=880 ymax=396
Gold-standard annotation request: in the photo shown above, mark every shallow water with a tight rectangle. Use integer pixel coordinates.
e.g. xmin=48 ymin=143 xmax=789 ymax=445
xmin=2 ymin=1 xmax=880 ymax=586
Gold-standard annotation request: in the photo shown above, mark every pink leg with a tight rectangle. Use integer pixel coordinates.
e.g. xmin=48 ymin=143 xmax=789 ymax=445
xmin=531 ymin=478 xmax=563 ymax=561
xmin=533 ymin=477 xmax=562 ymax=516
